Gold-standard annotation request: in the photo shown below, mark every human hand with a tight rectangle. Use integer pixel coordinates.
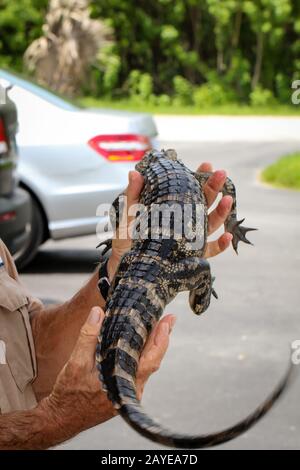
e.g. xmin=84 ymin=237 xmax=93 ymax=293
xmin=108 ymin=162 xmax=233 ymax=279
xmin=40 ymin=307 xmax=175 ymax=437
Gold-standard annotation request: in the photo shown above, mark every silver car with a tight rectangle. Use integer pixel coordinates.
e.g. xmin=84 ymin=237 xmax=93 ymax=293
xmin=0 ymin=70 xmax=158 ymax=268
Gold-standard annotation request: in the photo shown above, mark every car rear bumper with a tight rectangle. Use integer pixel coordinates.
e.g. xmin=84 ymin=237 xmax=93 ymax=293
xmin=0 ymin=188 xmax=31 ymax=255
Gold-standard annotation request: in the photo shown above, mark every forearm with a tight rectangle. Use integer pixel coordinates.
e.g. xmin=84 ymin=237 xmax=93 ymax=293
xmin=30 ymin=244 xmax=123 ymax=400
xmin=0 ymin=402 xmax=71 ymax=450
xmin=0 ymin=394 xmax=116 ymax=450
xmin=31 ymin=270 xmax=104 ymax=400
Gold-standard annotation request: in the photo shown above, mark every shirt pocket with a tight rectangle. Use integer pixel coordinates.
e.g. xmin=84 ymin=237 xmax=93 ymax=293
xmin=0 ymin=269 xmax=37 ymax=393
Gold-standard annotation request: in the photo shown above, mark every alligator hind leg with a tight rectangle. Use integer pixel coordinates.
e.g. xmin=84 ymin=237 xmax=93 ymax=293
xmin=97 ymin=238 xmax=113 ymax=256
xmin=168 ymin=256 xmax=217 ymax=316
xmin=194 ymin=171 xmax=257 ymax=254
xmin=189 ymin=265 xmax=217 ymax=316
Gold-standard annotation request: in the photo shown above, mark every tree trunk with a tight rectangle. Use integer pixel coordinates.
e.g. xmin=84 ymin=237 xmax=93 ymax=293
xmin=186 ymin=3 xmax=202 ymax=82
xmin=252 ymin=30 xmax=264 ymax=90
xmin=232 ymin=8 xmax=242 ymax=49
xmin=189 ymin=5 xmax=202 ymax=54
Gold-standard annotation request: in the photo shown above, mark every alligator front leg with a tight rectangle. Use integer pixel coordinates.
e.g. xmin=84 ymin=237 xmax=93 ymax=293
xmin=194 ymin=171 xmax=257 ymax=254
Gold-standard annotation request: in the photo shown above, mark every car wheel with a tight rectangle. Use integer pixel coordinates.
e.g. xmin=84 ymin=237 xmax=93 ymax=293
xmin=15 ymin=197 xmax=45 ymax=270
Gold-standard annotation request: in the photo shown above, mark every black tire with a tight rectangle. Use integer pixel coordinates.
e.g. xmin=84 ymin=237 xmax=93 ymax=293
xmin=15 ymin=197 xmax=45 ymax=270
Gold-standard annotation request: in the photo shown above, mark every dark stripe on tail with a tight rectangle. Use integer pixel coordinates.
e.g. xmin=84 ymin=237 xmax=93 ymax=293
xmin=101 ymin=348 xmax=138 ymax=378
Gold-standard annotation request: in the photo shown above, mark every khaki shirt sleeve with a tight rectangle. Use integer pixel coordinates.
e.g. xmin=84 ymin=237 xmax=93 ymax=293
xmin=0 ymin=239 xmax=44 ymax=317
xmin=0 ymin=239 xmax=38 ymax=412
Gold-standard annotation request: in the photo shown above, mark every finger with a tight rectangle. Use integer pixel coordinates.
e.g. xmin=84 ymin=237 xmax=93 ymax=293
xmin=197 ymin=162 xmax=213 ymax=173
xmin=154 ymin=314 xmax=176 ymax=347
xmin=71 ymin=307 xmax=105 ymax=370
xmin=126 ymin=171 xmax=144 ymax=202
xmin=208 ymin=196 xmax=233 ymax=235
xmin=204 ymin=232 xmax=233 ymax=259
xmin=117 ymin=171 xmax=144 ymax=242
xmin=142 ymin=316 xmax=176 ymax=373
xmin=141 ymin=314 xmax=176 ymax=357
xmin=136 ymin=316 xmax=175 ymax=393
xmin=126 ymin=171 xmax=144 ymax=224
xmin=204 ymin=170 xmax=227 ymax=208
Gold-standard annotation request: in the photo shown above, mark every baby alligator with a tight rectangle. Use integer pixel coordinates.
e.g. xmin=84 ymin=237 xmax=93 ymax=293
xmin=96 ymin=149 xmax=294 ymax=448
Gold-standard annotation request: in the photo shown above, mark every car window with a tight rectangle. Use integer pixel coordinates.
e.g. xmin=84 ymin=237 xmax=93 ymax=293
xmin=0 ymin=69 xmax=81 ymax=112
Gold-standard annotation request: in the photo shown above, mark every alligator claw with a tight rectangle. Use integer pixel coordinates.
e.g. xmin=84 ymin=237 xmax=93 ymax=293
xmin=231 ymin=219 xmax=257 ymax=254
xmin=212 ymin=288 xmax=218 ymax=300
xmin=96 ymin=238 xmax=113 ymax=257
xmin=212 ymin=276 xmax=218 ymax=299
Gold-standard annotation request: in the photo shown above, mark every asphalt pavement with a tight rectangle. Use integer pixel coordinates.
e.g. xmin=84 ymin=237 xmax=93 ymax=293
xmin=21 ymin=141 xmax=300 ymax=450
xmin=155 ymin=116 xmax=300 ymax=142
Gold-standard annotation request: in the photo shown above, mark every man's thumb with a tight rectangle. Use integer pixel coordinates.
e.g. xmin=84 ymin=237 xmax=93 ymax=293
xmin=72 ymin=307 xmax=105 ymax=366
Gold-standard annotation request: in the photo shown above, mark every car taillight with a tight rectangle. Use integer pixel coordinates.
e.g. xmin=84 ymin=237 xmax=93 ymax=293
xmin=0 ymin=118 xmax=8 ymax=154
xmin=88 ymin=134 xmax=151 ymax=162
xmin=0 ymin=211 xmax=16 ymax=223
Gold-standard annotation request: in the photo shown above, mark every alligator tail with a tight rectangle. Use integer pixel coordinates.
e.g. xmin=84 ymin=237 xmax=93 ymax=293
xmin=118 ymin=361 xmax=295 ymax=449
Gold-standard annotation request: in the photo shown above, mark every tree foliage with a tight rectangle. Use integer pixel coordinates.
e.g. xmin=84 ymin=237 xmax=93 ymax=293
xmin=0 ymin=0 xmax=299 ymax=104
xmin=89 ymin=0 xmax=299 ymax=104
xmin=0 ymin=0 xmax=48 ymax=69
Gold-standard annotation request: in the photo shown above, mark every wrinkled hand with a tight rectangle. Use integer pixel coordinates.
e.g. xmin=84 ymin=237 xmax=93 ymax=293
xmin=108 ymin=163 xmax=233 ymax=279
xmin=40 ymin=307 xmax=175 ymax=436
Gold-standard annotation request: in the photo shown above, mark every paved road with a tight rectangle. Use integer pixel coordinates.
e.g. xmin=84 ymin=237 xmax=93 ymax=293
xmin=21 ymin=142 xmax=300 ymax=450
xmin=155 ymin=116 xmax=300 ymax=142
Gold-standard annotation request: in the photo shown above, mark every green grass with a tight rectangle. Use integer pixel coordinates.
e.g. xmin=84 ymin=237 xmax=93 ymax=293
xmin=78 ymin=96 xmax=300 ymax=116
xmin=261 ymin=153 xmax=300 ymax=190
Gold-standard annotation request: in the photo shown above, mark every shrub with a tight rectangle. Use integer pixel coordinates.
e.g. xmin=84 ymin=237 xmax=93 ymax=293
xmin=127 ymin=70 xmax=142 ymax=97
xmin=193 ymin=83 xmax=232 ymax=107
xmin=250 ymin=86 xmax=276 ymax=107
xmin=138 ymin=73 xmax=153 ymax=101
xmin=127 ymin=70 xmax=153 ymax=101
xmin=262 ymin=153 xmax=300 ymax=190
xmin=102 ymin=54 xmax=121 ymax=95
xmin=156 ymin=94 xmax=172 ymax=106
xmin=173 ymin=75 xmax=194 ymax=105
